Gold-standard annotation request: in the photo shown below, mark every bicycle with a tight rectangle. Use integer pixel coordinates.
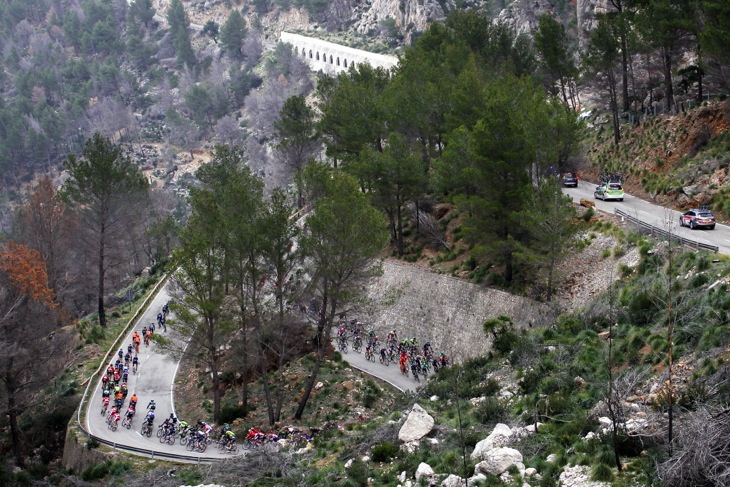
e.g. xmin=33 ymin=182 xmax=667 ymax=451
xmin=186 ymin=437 xmax=208 ymax=453
xmin=108 ymin=417 xmax=120 ymax=431
xmin=179 ymin=429 xmax=195 ymax=446
xmin=101 ymin=400 xmax=108 ymax=416
xmin=399 ymin=361 xmax=409 ymax=377
xmin=352 ymin=336 xmax=362 ymax=353
xmin=160 ymin=430 xmax=176 ymax=445
xmin=365 ymin=347 xmax=375 ymax=362
xmin=122 ymin=416 xmax=133 ymax=430
xmin=141 ymin=422 xmax=153 ymax=437
xmin=337 ymin=336 xmax=348 ymax=354
xmin=411 ymin=363 xmax=421 ymax=383
xmin=387 ymin=347 xmax=398 ymax=364
xmin=379 ymin=350 xmax=389 ymax=366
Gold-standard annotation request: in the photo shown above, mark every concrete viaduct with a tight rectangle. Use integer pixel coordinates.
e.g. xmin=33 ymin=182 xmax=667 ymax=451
xmin=280 ymin=32 xmax=399 ymax=75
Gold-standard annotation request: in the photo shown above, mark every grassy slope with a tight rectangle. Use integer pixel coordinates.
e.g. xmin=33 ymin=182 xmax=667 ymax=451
xmin=584 ymin=99 xmax=730 ymax=221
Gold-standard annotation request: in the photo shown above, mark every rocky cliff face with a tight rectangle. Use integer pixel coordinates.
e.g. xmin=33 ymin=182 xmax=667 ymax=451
xmin=167 ymin=0 xmax=603 ymax=47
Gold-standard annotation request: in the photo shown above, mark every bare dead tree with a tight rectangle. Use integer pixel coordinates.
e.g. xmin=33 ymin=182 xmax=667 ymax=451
xmin=413 ymin=207 xmax=451 ymax=251
xmin=243 ymin=30 xmax=264 ymax=68
xmin=657 ymin=406 xmax=730 ymax=487
xmin=214 ymin=115 xmax=243 ymax=147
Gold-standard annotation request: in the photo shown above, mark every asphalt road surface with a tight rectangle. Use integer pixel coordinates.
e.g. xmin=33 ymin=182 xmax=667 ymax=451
xmin=562 ymin=180 xmax=730 ymax=255
xmin=85 ymin=285 xmax=241 ymax=459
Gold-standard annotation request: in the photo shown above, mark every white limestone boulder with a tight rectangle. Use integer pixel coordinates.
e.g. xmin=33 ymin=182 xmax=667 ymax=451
xmin=559 ymin=465 xmax=611 ymax=487
xmin=398 ymin=404 xmax=435 ymax=442
xmin=441 ymin=474 xmax=464 ymax=487
xmin=415 ymin=462 xmax=435 ymax=481
xmin=470 ymin=423 xmax=513 ymax=460
xmin=474 ymin=447 xmax=524 ymax=476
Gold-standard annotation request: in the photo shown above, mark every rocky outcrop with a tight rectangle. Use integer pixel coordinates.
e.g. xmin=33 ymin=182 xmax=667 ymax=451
xmin=441 ymin=474 xmax=464 ymax=487
xmin=559 ymin=465 xmax=611 ymax=487
xmin=475 ymin=447 xmax=524 ymax=476
xmin=415 ymin=462 xmax=435 ymax=481
xmin=398 ymin=403 xmax=435 ymax=442
xmin=470 ymin=423 xmax=513 ymax=460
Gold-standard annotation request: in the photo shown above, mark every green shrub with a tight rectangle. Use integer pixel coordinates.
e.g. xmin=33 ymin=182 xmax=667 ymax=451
xmin=85 ymin=325 xmax=105 ymax=344
xmin=346 ymin=460 xmax=369 ymax=486
xmin=363 ymin=392 xmax=377 ymax=409
xmin=582 ymin=207 xmax=595 ymax=222
xmin=371 ymin=442 xmax=399 ymax=462
xmin=80 ymin=461 xmax=130 ymax=481
xmin=475 ymin=397 xmax=507 ymax=423
xmin=219 ymin=404 xmax=247 ymax=423
xmin=590 ymin=463 xmax=614 ymax=482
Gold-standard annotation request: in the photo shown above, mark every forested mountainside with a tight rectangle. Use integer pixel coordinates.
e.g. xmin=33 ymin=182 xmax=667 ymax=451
xmin=0 ymin=1 xmax=728 ymax=486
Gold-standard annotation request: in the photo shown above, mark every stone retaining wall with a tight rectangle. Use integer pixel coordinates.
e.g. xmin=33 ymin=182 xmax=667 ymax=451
xmin=359 ymin=261 xmax=555 ymax=360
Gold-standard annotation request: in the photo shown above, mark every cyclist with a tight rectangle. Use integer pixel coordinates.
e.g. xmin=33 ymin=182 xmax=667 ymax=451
xmin=102 ymin=387 xmax=111 ymax=399
xmin=125 ymin=405 xmax=135 ymax=424
xmin=224 ymin=429 xmax=236 ymax=450
xmin=132 ymin=355 xmax=139 ymax=373
xmin=101 ymin=374 xmax=109 ymax=389
xmin=178 ymin=420 xmax=190 ymax=438
xmin=117 ymin=349 xmax=123 ymax=360
xmin=161 ymin=416 xmax=176 ymax=436
xmin=410 ymin=358 xmax=420 ymax=377
xmin=216 ymin=423 xmax=231 ymax=442
xmin=147 ymin=399 xmax=156 ymax=411
xmin=159 ymin=316 xmax=166 ymax=332
xmin=439 ymin=352 xmax=449 ymax=368
xmin=113 ymin=371 xmax=120 ymax=385
xmin=149 ymin=322 xmax=155 ymax=334
xmin=162 ymin=302 xmax=169 ymax=316
xmin=144 ymin=410 xmax=155 ymax=428
xmin=423 ymin=341 xmax=433 ymax=358
xmin=399 ymin=351 xmax=408 ymax=373
xmin=114 ymin=390 xmax=124 ymax=410
xmin=197 ymin=419 xmax=213 ymax=438
xmin=129 ymin=393 xmax=138 ymax=409
xmin=367 ymin=329 xmax=375 ymax=345
xmin=157 ymin=312 xmax=163 ymax=324
xmin=127 ymin=343 xmax=133 ymax=355
xmin=246 ymin=426 xmax=265 ymax=443
xmin=120 ymin=382 xmax=128 ymax=398
xmin=106 ymin=364 xmax=114 ymax=378
xmin=101 ymin=396 xmax=110 ymax=415
xmin=380 ymin=347 xmax=388 ymax=363
xmin=109 ymin=408 xmax=121 ymax=428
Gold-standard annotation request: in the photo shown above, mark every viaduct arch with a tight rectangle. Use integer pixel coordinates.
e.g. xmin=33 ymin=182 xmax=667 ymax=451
xmin=280 ymin=32 xmax=399 ymax=75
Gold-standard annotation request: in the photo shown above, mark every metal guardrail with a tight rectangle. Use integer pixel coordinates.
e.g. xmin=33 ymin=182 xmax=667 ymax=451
xmin=85 ymin=434 xmax=220 ymax=464
xmin=73 ymin=273 xmax=225 ymax=464
xmin=615 ymin=209 xmax=720 ymax=253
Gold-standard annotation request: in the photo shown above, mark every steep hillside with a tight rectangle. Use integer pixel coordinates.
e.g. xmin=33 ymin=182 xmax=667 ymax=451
xmin=585 ymin=99 xmax=730 ymax=221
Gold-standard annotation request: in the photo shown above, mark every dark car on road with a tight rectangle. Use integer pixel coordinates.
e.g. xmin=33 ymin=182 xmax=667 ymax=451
xmin=562 ymin=172 xmax=578 ymax=187
xmin=679 ymin=209 xmax=716 ymax=230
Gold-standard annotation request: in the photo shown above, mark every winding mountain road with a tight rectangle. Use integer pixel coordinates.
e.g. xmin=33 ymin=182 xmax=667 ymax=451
xmin=562 ymin=181 xmax=730 ymax=255
xmin=85 ymin=286 xmax=240 ymax=460
xmin=333 ymin=341 xmax=420 ymax=393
